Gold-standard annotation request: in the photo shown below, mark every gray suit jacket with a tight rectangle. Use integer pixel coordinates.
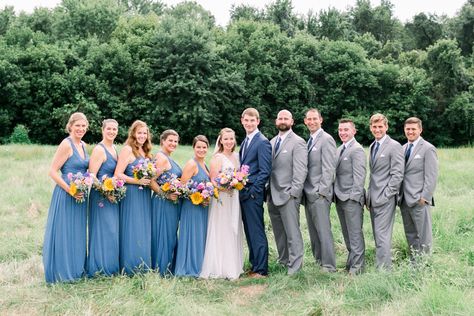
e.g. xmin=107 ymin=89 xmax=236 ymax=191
xmin=400 ymin=137 xmax=438 ymax=207
xmin=334 ymin=139 xmax=366 ymax=205
xmin=269 ymin=130 xmax=308 ymax=206
xmin=303 ymin=129 xmax=337 ymax=203
xmin=367 ymin=135 xmax=404 ymax=208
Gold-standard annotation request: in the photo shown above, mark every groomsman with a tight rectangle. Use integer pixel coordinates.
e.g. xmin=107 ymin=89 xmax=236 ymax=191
xmin=239 ymin=108 xmax=272 ymax=278
xmin=335 ymin=119 xmax=366 ymax=275
xmin=367 ymin=113 xmax=404 ymax=270
xmin=399 ymin=117 xmax=438 ymax=259
xmin=268 ymin=109 xmax=308 ymax=275
xmin=303 ymin=108 xmax=337 ymax=272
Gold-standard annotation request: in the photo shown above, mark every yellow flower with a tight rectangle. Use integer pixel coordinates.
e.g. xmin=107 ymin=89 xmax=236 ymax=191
xmin=69 ymin=183 xmax=77 ymax=196
xmin=213 ymin=187 xmax=219 ymax=198
xmin=235 ymin=182 xmax=244 ymax=191
xmin=133 ymin=172 xmax=138 ymax=179
xmin=162 ymin=182 xmax=170 ymax=192
xmin=190 ymin=192 xmax=203 ymax=205
xmin=103 ymin=178 xmax=115 ymax=191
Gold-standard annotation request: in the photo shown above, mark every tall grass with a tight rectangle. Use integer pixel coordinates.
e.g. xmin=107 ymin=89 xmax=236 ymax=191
xmin=1 ymin=145 xmax=473 ymax=315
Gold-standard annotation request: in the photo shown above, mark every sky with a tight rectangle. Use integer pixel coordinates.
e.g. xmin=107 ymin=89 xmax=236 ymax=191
xmin=1 ymin=0 xmax=469 ymax=26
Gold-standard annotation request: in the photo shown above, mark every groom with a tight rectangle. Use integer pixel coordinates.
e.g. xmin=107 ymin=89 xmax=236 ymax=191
xmin=239 ymin=107 xmax=272 ymax=278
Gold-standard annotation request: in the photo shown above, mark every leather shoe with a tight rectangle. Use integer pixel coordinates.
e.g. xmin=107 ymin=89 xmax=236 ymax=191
xmin=248 ymin=272 xmax=267 ymax=279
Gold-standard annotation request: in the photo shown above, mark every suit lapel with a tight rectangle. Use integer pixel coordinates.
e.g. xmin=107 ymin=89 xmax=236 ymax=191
xmin=337 ymin=140 xmax=354 ymax=167
xmin=274 ymin=131 xmax=292 ymax=158
xmin=406 ymin=137 xmax=423 ymax=166
xmin=371 ymin=136 xmax=390 ymax=167
xmin=242 ymin=132 xmax=259 ymax=161
xmin=309 ymin=129 xmax=323 ymax=152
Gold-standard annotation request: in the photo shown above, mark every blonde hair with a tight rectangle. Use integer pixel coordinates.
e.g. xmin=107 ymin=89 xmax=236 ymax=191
xmin=370 ymin=113 xmax=388 ymax=126
xmin=102 ymin=119 xmax=118 ymax=130
xmin=125 ymin=120 xmax=152 ymax=159
xmin=241 ymin=107 xmax=260 ymax=119
xmin=65 ymin=112 xmax=88 ymax=133
xmin=215 ymin=128 xmax=236 ymax=153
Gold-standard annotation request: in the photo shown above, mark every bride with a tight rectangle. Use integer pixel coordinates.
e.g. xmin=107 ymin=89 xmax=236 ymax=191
xmin=200 ymin=128 xmax=244 ymax=280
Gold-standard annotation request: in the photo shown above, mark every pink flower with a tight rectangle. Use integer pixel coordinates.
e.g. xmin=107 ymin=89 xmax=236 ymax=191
xmin=67 ymin=173 xmax=73 ymax=181
xmin=98 ymin=202 xmax=104 ymax=208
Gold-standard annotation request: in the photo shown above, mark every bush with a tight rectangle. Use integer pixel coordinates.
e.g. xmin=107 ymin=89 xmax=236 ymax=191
xmin=8 ymin=124 xmax=31 ymax=144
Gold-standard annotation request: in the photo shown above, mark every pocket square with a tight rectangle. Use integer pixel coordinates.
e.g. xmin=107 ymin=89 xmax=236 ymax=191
xmin=414 ymin=154 xmax=422 ymax=159
xmin=343 ymin=157 xmax=348 ymax=161
xmin=380 ymin=154 xmax=385 ymax=157
xmin=311 ymin=147 xmax=317 ymax=151
xmin=282 ymin=150 xmax=288 ymax=153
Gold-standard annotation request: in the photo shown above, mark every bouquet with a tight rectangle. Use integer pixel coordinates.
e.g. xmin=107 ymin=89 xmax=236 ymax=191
xmin=132 ymin=158 xmax=158 ymax=188
xmin=155 ymin=172 xmax=187 ymax=204
xmin=214 ymin=164 xmax=250 ymax=191
xmin=92 ymin=175 xmax=127 ymax=206
xmin=67 ymin=171 xmax=93 ymax=203
xmin=185 ymin=180 xmax=219 ymax=206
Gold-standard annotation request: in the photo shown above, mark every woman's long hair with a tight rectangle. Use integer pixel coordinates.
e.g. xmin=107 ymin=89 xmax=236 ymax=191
xmin=125 ymin=120 xmax=152 ymax=159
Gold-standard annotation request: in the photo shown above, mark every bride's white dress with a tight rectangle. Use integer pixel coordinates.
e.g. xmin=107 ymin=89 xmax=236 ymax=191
xmin=200 ymin=153 xmax=244 ymax=280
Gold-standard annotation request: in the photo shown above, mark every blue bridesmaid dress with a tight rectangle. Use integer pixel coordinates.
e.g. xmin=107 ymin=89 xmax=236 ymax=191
xmin=43 ymin=137 xmax=89 ymax=283
xmin=119 ymin=157 xmax=152 ymax=275
xmin=174 ymin=160 xmax=210 ymax=277
xmin=151 ymin=155 xmax=182 ymax=275
xmin=87 ymin=143 xmax=119 ymax=277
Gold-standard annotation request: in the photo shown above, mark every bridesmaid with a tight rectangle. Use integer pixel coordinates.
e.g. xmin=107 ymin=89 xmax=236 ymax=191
xmin=43 ymin=112 xmax=89 ymax=283
xmin=114 ymin=120 xmax=153 ymax=275
xmin=87 ymin=119 xmax=120 ymax=277
xmin=174 ymin=135 xmax=211 ymax=277
xmin=150 ymin=130 xmax=182 ymax=276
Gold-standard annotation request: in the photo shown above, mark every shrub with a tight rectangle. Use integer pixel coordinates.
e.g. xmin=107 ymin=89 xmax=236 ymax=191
xmin=8 ymin=124 xmax=31 ymax=144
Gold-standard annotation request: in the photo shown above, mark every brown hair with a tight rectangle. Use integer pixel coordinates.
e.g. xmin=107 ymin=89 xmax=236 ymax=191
xmin=160 ymin=129 xmax=179 ymax=145
xmin=305 ymin=108 xmax=321 ymax=118
xmin=65 ymin=112 xmax=88 ymax=133
xmin=404 ymin=117 xmax=422 ymax=129
xmin=370 ymin=113 xmax=388 ymax=126
xmin=241 ymin=107 xmax=260 ymax=119
xmin=339 ymin=118 xmax=356 ymax=129
xmin=192 ymin=135 xmax=209 ymax=148
xmin=125 ymin=120 xmax=152 ymax=159
xmin=215 ymin=128 xmax=236 ymax=153
xmin=102 ymin=119 xmax=118 ymax=130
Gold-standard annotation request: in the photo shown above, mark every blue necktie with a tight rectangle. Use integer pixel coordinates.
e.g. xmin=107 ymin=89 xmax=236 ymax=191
xmin=340 ymin=144 xmax=346 ymax=157
xmin=405 ymin=143 xmax=413 ymax=163
xmin=371 ymin=141 xmax=380 ymax=162
xmin=241 ymin=137 xmax=249 ymax=157
xmin=307 ymin=136 xmax=313 ymax=151
xmin=274 ymin=137 xmax=281 ymax=156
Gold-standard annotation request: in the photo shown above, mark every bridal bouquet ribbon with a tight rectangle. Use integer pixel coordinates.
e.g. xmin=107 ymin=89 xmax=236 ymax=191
xmin=67 ymin=171 xmax=93 ymax=203
xmin=155 ymin=172 xmax=187 ymax=204
xmin=185 ymin=180 xmax=219 ymax=206
xmin=214 ymin=164 xmax=250 ymax=191
xmin=92 ymin=175 xmax=127 ymax=206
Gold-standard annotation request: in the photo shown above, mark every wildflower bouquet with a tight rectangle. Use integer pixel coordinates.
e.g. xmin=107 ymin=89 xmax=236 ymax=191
xmin=92 ymin=175 xmax=127 ymax=206
xmin=67 ymin=171 xmax=93 ymax=203
xmin=132 ymin=158 xmax=158 ymax=188
xmin=214 ymin=164 xmax=250 ymax=191
xmin=155 ymin=173 xmax=187 ymax=203
xmin=185 ymin=180 xmax=219 ymax=206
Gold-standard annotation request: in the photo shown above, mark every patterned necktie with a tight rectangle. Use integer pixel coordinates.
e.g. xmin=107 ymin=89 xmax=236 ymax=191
xmin=371 ymin=141 xmax=380 ymax=162
xmin=340 ymin=144 xmax=346 ymax=157
xmin=307 ymin=136 xmax=313 ymax=151
xmin=405 ymin=143 xmax=413 ymax=163
xmin=274 ymin=136 xmax=281 ymax=156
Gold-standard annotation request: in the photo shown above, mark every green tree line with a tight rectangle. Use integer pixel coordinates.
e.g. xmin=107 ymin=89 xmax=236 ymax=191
xmin=0 ymin=0 xmax=473 ymax=145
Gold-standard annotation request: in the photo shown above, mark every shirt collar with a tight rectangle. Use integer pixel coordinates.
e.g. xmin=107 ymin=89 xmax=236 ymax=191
xmin=246 ymin=129 xmax=259 ymax=143
xmin=278 ymin=129 xmax=292 ymax=142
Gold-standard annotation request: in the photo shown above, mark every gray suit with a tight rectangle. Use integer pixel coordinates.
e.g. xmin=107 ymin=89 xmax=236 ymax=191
xmin=367 ymin=135 xmax=404 ymax=269
xmin=268 ymin=130 xmax=308 ymax=274
xmin=334 ymin=139 xmax=366 ymax=274
xmin=303 ymin=129 xmax=337 ymax=272
xmin=399 ymin=137 xmax=438 ymax=256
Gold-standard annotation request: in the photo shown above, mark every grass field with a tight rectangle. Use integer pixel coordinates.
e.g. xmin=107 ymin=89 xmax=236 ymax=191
xmin=0 ymin=144 xmax=473 ymax=315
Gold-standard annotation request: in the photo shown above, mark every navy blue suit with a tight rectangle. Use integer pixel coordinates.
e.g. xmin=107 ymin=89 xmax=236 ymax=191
xmin=239 ymin=131 xmax=272 ymax=275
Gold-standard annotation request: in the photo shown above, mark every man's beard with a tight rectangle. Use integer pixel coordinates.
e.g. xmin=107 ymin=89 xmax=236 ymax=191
xmin=277 ymin=124 xmax=290 ymax=132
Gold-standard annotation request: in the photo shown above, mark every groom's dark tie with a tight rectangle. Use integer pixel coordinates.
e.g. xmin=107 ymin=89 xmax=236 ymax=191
xmin=241 ymin=137 xmax=249 ymax=157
